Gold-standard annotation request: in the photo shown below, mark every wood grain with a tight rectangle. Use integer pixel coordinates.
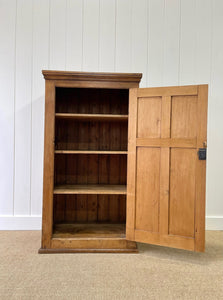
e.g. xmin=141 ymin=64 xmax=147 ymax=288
xmin=41 ymin=71 xmax=139 ymax=253
xmin=137 ymin=97 xmax=161 ymax=138
xmin=195 ymin=85 xmax=208 ymax=251
xmin=55 ymin=150 xmax=128 ymax=154
xmin=42 ymin=70 xmax=142 ymax=82
xmin=126 ymin=89 xmax=137 ymax=240
xmin=159 ymin=96 xmax=171 ymax=235
xmin=54 ymin=184 xmax=127 ymax=195
xmin=135 ymin=147 xmax=160 ymax=232
xmin=169 ymin=148 xmax=196 ymax=238
xmin=49 ymin=238 xmax=137 ymax=252
xmin=53 ymin=223 xmax=125 ymax=238
xmin=136 ymin=138 xmax=196 ymax=148
xmin=39 ymin=248 xmax=138 ymax=254
xmin=127 ymin=84 xmax=207 ymax=252
xmin=41 ymin=80 xmax=55 ymax=249
xmin=138 ymin=85 xmax=198 ymax=97
xmin=171 ymin=96 xmax=197 ymax=138
xmin=55 ymin=113 xmax=128 ymax=121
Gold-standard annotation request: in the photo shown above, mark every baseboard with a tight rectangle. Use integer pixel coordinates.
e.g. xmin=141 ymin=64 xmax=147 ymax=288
xmin=206 ymin=216 xmax=223 ymax=230
xmin=0 ymin=215 xmax=42 ymax=230
xmin=0 ymin=215 xmax=223 ymax=230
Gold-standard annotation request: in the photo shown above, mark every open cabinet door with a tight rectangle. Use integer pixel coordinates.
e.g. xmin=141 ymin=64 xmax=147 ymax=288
xmin=126 ymin=85 xmax=208 ymax=252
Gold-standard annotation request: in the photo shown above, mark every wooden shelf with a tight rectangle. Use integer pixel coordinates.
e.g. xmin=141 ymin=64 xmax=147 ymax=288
xmin=53 ymin=223 xmax=126 ymax=238
xmin=54 ymin=184 xmax=127 ymax=195
xmin=55 ymin=113 xmax=128 ymax=121
xmin=55 ymin=150 xmax=128 ymax=154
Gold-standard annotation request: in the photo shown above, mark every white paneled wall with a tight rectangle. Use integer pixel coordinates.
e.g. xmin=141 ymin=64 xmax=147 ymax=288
xmin=0 ymin=0 xmax=223 ymax=229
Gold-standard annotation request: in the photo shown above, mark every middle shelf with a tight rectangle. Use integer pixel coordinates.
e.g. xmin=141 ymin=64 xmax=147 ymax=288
xmin=54 ymin=184 xmax=127 ymax=195
xmin=55 ymin=113 xmax=128 ymax=121
xmin=55 ymin=150 xmax=127 ymax=154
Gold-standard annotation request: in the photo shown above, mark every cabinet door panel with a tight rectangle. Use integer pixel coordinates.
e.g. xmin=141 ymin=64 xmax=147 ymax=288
xmin=135 ymin=147 xmax=160 ymax=232
xmin=126 ymin=85 xmax=208 ymax=252
xmin=171 ymin=96 xmax=197 ymax=138
xmin=137 ymin=97 xmax=161 ymax=138
xmin=169 ymin=148 xmax=196 ymax=238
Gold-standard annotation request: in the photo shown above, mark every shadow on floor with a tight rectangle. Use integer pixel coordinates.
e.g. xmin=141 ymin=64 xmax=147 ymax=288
xmin=137 ymin=231 xmax=223 ymax=265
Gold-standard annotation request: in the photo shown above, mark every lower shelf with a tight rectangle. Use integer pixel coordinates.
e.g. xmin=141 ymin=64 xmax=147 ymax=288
xmin=53 ymin=223 xmax=126 ymax=238
xmin=54 ymin=184 xmax=127 ymax=195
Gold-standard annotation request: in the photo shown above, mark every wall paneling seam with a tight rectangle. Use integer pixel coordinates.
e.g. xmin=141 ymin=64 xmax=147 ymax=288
xmin=30 ymin=0 xmax=34 ymax=215
xmin=13 ymin=0 xmax=18 ymax=216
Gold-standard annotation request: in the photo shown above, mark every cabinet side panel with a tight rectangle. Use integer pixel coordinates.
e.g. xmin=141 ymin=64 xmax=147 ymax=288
xmin=41 ymin=80 xmax=55 ymax=249
xmin=126 ymin=89 xmax=138 ymax=240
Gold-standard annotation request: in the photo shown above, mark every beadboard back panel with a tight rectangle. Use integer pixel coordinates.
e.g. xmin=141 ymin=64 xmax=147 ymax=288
xmin=0 ymin=0 xmax=223 ymax=229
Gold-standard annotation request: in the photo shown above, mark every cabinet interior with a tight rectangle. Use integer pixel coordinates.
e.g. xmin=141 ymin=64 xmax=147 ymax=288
xmin=53 ymin=87 xmax=129 ymax=238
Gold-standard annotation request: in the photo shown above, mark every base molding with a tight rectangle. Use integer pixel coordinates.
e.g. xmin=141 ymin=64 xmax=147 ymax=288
xmin=0 ymin=215 xmax=223 ymax=230
xmin=0 ymin=215 xmax=41 ymax=230
xmin=206 ymin=216 xmax=223 ymax=230
xmin=38 ymin=248 xmax=139 ymax=254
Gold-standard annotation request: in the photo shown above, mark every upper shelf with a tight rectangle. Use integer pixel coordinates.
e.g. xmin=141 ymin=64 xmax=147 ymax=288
xmin=55 ymin=113 xmax=128 ymax=121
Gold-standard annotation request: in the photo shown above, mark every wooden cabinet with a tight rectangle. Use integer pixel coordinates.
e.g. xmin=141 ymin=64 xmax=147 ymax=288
xmin=39 ymin=71 xmax=208 ymax=254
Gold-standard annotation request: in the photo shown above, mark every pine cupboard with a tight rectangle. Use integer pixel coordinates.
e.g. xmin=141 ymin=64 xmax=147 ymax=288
xmin=39 ymin=71 xmax=208 ymax=254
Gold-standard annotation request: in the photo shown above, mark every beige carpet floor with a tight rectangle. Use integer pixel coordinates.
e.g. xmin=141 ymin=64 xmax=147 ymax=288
xmin=0 ymin=231 xmax=222 ymax=300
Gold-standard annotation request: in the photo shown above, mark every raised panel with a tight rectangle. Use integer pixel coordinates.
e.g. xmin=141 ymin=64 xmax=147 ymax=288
xmin=169 ymin=148 xmax=196 ymax=238
xmin=135 ymin=148 xmax=160 ymax=232
xmin=137 ymin=97 xmax=161 ymax=138
xmin=171 ymin=96 xmax=197 ymax=138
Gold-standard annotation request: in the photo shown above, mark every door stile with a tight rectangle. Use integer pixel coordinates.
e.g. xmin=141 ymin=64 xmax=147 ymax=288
xmin=195 ymin=85 xmax=208 ymax=251
xmin=126 ymin=88 xmax=138 ymax=240
xmin=159 ymin=96 xmax=171 ymax=235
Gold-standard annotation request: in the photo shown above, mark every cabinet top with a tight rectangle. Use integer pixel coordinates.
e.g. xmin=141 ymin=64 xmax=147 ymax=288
xmin=42 ymin=70 xmax=142 ymax=83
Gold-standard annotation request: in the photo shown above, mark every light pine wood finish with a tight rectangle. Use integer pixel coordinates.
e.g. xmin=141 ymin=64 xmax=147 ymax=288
xmin=126 ymin=85 xmax=208 ymax=252
xmin=126 ymin=89 xmax=137 ymax=241
xmin=169 ymin=148 xmax=196 ymax=237
xmin=40 ymin=71 xmax=207 ymax=254
xmin=195 ymin=85 xmax=208 ymax=251
xmin=41 ymin=80 xmax=55 ymax=249
xmin=55 ymin=113 xmax=128 ymax=121
xmin=40 ymin=71 xmax=141 ymax=253
xmin=54 ymin=184 xmax=126 ymax=195
xmin=137 ymin=97 xmax=162 ymax=138
xmin=53 ymin=223 xmax=126 ymax=238
xmin=135 ymin=148 xmax=160 ymax=232
xmin=55 ymin=150 xmax=128 ymax=154
xmin=42 ymin=70 xmax=142 ymax=82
